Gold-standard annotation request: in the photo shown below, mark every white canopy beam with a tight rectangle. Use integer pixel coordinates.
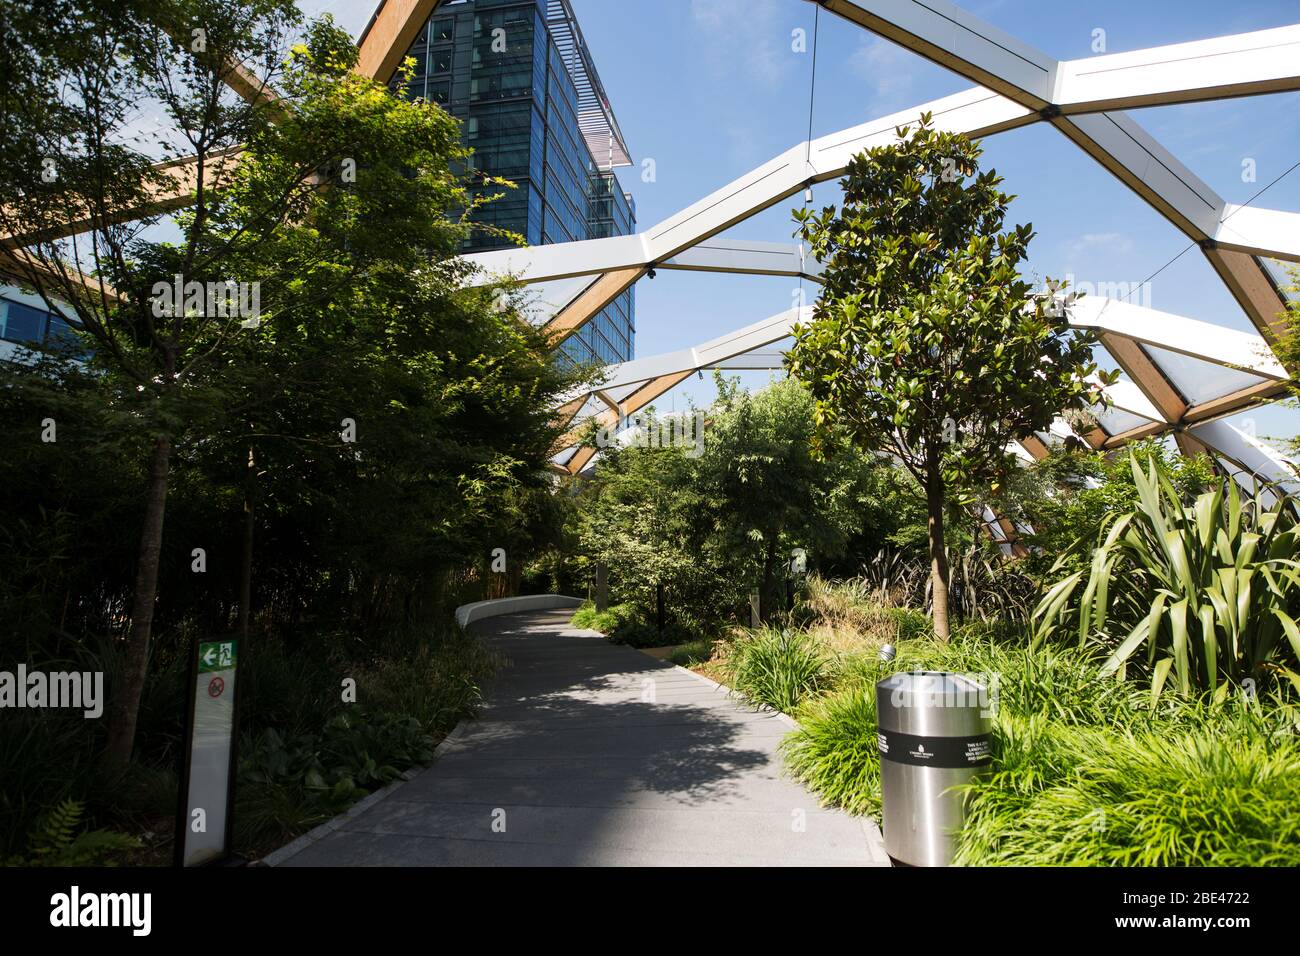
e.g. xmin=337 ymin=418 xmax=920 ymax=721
xmin=554 ymin=286 xmax=1294 ymax=486
xmin=1188 ymin=418 xmax=1299 ymax=490
xmin=1052 ymin=24 xmax=1300 ymax=112
xmin=1068 ymin=297 xmax=1286 ymax=380
xmin=661 ymin=240 xmax=824 ymax=281
xmin=818 ymin=0 xmax=1298 ymax=346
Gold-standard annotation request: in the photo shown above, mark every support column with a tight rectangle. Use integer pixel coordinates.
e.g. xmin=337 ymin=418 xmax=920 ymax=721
xmin=594 ymin=561 xmax=609 ymax=613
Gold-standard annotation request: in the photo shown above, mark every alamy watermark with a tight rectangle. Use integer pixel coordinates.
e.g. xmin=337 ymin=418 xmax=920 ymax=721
xmin=1063 ymin=272 xmax=1152 ymax=308
xmin=0 ymin=665 xmax=103 ymax=718
xmin=150 ymin=274 xmax=261 ymax=328
xmin=890 ymin=670 xmax=1001 ymax=719
xmin=596 ymin=410 xmax=707 ymax=459
xmin=50 ymin=886 xmax=150 ymax=936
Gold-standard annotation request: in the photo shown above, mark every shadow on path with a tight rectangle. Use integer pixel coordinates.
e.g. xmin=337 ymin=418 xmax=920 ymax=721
xmin=275 ymin=609 xmax=885 ymax=866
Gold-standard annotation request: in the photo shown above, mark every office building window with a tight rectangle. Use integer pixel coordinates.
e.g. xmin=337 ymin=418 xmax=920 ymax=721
xmin=399 ymin=0 xmax=635 ymax=365
xmin=2 ymin=300 xmax=48 ymax=344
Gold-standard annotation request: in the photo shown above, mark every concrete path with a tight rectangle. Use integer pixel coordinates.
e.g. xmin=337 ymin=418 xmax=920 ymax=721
xmin=272 ymin=609 xmax=887 ymax=866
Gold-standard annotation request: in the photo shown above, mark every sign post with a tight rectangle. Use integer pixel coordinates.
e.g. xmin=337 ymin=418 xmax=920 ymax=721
xmin=174 ymin=637 xmax=240 ymax=867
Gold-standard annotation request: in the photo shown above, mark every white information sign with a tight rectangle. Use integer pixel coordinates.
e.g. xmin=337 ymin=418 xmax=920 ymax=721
xmin=178 ymin=639 xmax=238 ymax=867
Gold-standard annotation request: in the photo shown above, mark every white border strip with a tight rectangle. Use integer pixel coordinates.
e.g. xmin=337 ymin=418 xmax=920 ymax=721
xmin=454 ymin=594 xmax=585 ymax=629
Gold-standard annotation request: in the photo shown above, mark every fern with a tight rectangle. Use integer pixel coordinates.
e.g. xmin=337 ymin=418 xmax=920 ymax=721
xmin=3 ymin=799 xmax=141 ymax=867
xmin=29 ymin=799 xmax=81 ymax=854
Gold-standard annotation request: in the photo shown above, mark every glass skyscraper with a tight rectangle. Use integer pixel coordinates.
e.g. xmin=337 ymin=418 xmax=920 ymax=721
xmin=393 ymin=0 xmax=636 ymax=367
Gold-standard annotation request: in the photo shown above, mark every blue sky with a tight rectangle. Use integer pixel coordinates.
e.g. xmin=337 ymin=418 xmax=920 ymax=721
xmin=549 ymin=0 xmax=1300 ymax=444
xmin=290 ymin=1 xmax=1300 ymax=444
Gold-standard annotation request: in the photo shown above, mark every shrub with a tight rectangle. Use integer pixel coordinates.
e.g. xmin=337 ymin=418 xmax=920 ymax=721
xmin=788 ymin=576 xmax=933 ymax=659
xmin=571 ymin=601 xmax=697 ymax=647
xmin=854 ymin=546 xmax=1036 ymax=624
xmin=235 ymin=632 xmax=350 ymax=740
xmin=0 ymin=617 xmax=498 ymax=860
xmin=957 ymin=711 xmax=1300 ymax=866
xmin=1033 ymin=453 xmax=1300 ymax=701
xmin=885 ymin=606 xmax=932 ymax=643
xmin=855 ymin=548 xmax=926 ymax=609
xmin=667 ymin=639 xmax=716 ymax=667
xmin=781 ymin=684 xmax=882 ymax=816
xmin=236 ymin=711 xmax=438 ymax=851
xmin=232 ymin=625 xmax=498 ymax=854
xmin=797 ymin=575 xmax=881 ymax=632
xmin=355 ymin=631 xmax=500 ymax=734
xmin=609 ymin=619 xmax=695 ymax=648
xmin=0 ymin=710 xmax=99 ymax=859
xmin=1004 ymin=439 xmax=1217 ymax=579
xmin=778 ymin=613 xmax=1300 ymax=864
xmin=727 ymin=627 xmax=827 ymax=713
xmin=570 ymin=601 xmax=637 ymax=634
xmin=0 ymin=630 xmax=181 ymax=859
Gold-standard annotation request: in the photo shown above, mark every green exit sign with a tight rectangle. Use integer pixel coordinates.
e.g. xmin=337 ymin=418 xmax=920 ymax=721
xmin=198 ymin=640 xmax=237 ymax=673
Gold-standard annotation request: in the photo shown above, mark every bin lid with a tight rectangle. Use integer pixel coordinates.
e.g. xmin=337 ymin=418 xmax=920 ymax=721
xmin=877 ymin=670 xmax=985 ymax=699
xmin=875 ymin=670 xmax=992 ymax=736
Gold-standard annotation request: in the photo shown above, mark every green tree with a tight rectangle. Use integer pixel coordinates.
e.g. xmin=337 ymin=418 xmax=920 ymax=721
xmin=0 ymin=4 xmax=565 ymax=764
xmin=1 ymin=0 xmax=307 ymax=765
xmin=571 ymin=376 xmax=883 ymax=629
xmin=572 ymin=417 xmax=713 ymax=627
xmin=786 ymin=115 xmax=1107 ymax=640
xmin=703 ymin=376 xmax=873 ymax=620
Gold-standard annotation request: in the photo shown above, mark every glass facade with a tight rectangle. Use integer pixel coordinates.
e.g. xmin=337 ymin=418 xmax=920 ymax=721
xmin=395 ymin=0 xmax=635 ymax=366
xmin=581 ymin=170 xmax=635 ymax=365
xmin=0 ymin=292 xmax=86 ymax=358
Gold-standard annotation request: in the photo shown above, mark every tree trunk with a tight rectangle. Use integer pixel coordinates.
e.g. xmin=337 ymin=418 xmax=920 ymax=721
xmin=759 ymin=532 xmax=779 ymax=624
xmin=104 ymin=433 xmax=172 ymax=767
xmin=656 ymin=581 xmax=665 ymax=640
xmin=925 ymin=449 xmax=951 ymax=642
xmin=238 ymin=445 xmax=255 ymax=641
xmin=488 ymin=557 xmax=506 ymax=599
xmin=594 ymin=561 xmax=608 ymax=612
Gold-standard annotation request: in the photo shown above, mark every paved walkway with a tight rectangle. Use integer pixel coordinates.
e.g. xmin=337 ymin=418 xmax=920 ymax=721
xmin=272 ymin=609 xmax=887 ymax=866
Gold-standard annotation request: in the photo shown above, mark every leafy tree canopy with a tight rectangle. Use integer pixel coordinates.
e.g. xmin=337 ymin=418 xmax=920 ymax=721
xmin=786 ymin=115 xmax=1110 ymax=637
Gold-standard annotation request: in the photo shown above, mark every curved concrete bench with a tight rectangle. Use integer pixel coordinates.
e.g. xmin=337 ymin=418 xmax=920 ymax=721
xmin=455 ymin=594 xmax=584 ymax=629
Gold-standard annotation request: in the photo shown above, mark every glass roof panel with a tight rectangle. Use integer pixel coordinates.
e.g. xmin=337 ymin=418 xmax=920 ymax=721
xmin=1096 ymin=406 xmax=1151 ymax=436
xmin=1143 ymin=345 xmax=1269 ymax=405
xmin=1260 ymin=257 xmax=1299 ymax=303
xmin=519 ymin=277 xmax=593 ymax=327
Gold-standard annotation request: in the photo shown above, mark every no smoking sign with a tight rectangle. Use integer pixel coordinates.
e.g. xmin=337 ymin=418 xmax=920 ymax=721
xmin=179 ymin=638 xmax=239 ymax=866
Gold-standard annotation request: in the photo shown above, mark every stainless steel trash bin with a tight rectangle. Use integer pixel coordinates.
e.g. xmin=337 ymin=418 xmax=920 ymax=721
xmin=876 ymin=671 xmax=993 ymax=866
